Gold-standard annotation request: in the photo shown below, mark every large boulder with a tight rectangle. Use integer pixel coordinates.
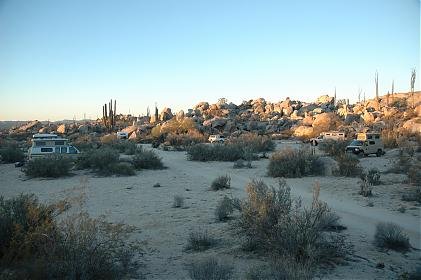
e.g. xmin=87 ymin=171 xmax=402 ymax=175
xmin=362 ymin=112 xmax=375 ymax=124
xmin=414 ymin=104 xmax=421 ymax=117
xmin=176 ymin=110 xmax=185 ymax=121
xmin=16 ymin=120 xmax=42 ymax=132
xmin=312 ymin=113 xmax=335 ymax=131
xmin=293 ymin=126 xmax=314 ymax=137
xmin=403 ymin=118 xmax=421 ymax=134
xmin=194 ymin=102 xmax=209 ymax=111
xmin=203 ymin=117 xmax=228 ymax=128
xmin=344 ymin=113 xmax=361 ymax=124
xmin=160 ymin=108 xmax=173 ymax=121
xmin=316 ymin=95 xmax=334 ymax=104
xmin=57 ymin=124 xmax=66 ymax=134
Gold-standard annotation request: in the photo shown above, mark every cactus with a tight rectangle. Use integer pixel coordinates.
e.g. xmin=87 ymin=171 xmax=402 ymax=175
xmin=375 ymin=71 xmax=379 ymax=101
xmin=102 ymin=99 xmax=117 ymax=132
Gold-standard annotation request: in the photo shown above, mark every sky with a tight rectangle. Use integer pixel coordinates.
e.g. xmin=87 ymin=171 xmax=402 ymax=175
xmin=0 ymin=0 xmax=420 ymax=121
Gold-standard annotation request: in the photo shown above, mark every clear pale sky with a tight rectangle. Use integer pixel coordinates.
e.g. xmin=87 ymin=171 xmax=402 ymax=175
xmin=0 ymin=0 xmax=420 ymax=121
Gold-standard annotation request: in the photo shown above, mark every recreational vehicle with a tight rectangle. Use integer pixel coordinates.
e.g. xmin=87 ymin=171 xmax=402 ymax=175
xmin=345 ymin=132 xmax=384 ymax=157
xmin=310 ymin=131 xmax=347 ymax=146
xmin=28 ymin=134 xmax=80 ymax=159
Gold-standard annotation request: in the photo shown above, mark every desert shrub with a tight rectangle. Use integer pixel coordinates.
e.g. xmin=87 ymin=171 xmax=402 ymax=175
xmin=215 ymin=196 xmax=234 ymax=221
xmin=359 ymin=177 xmax=373 ymax=197
xmin=173 ymin=195 xmax=184 ymax=208
xmin=24 ymin=156 xmax=72 ymax=178
xmin=334 ymin=153 xmax=362 ymax=177
xmin=131 ymin=147 xmax=164 ymax=170
xmin=185 ymin=230 xmax=216 ymax=251
xmin=408 ymin=162 xmax=421 ymax=186
xmin=360 ymin=168 xmax=381 ymax=186
xmin=0 ymin=145 xmax=25 ymax=163
xmin=267 ymin=148 xmax=318 ymax=178
xmin=108 ymin=140 xmax=138 ymax=155
xmin=390 ymin=148 xmax=414 ymax=174
xmin=319 ymin=140 xmax=348 ymax=158
xmin=0 ymin=194 xmax=141 ymax=279
xmin=187 ymin=257 xmax=233 ymax=280
xmin=211 ymin=175 xmax=231 ymax=191
xmin=186 ymin=143 xmax=247 ymax=162
xmin=401 ymin=187 xmax=421 ymax=203
xmin=229 ymin=133 xmax=275 ymax=153
xmin=100 ymin=134 xmax=118 ymax=145
xmin=245 ymin=261 xmax=312 ymax=280
xmin=400 ymin=266 xmax=421 ymax=280
xmin=165 ymin=131 xmax=206 ymax=149
xmin=237 ymin=180 xmax=349 ymax=271
xmin=107 ymin=162 xmax=136 ymax=176
xmin=374 ymin=222 xmax=410 ymax=252
xmin=233 ymin=159 xmax=252 ymax=169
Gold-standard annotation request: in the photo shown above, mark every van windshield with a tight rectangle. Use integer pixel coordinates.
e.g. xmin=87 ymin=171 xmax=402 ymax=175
xmin=350 ymin=140 xmax=363 ymax=146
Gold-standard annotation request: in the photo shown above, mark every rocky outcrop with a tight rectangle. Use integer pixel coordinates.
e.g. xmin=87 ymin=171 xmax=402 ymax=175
xmin=403 ymin=118 xmax=421 ymax=134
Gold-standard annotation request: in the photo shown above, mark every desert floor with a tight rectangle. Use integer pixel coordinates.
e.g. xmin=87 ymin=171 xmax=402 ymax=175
xmin=0 ymin=141 xmax=420 ymax=279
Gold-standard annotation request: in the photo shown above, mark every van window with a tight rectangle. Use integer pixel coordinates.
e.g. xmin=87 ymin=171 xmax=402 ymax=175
xmin=61 ymin=147 xmax=67 ymax=153
xmin=55 ymin=147 xmax=60 ymax=153
xmin=369 ymin=141 xmax=375 ymax=145
xmin=55 ymin=141 xmax=65 ymax=145
xmin=375 ymin=135 xmax=380 ymax=139
xmin=41 ymin=148 xmax=53 ymax=152
xmin=367 ymin=135 xmax=373 ymax=139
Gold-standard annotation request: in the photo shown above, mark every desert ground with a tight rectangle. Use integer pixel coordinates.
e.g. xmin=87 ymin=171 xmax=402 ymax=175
xmin=0 ymin=141 xmax=420 ymax=279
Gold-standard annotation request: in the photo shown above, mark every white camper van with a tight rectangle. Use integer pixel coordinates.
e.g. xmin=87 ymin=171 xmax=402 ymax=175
xmin=310 ymin=131 xmax=347 ymax=146
xmin=28 ymin=134 xmax=80 ymax=159
xmin=345 ymin=132 xmax=385 ymax=157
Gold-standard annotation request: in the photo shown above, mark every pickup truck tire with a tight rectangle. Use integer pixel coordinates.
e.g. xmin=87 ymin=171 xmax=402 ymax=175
xmin=376 ymin=149 xmax=383 ymax=157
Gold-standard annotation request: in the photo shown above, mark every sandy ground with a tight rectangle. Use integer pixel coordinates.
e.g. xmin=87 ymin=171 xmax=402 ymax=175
xmin=0 ymin=141 xmax=420 ymax=279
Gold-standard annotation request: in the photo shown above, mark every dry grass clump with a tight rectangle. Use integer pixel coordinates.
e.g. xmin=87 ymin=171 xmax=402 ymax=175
xmin=0 ymin=194 xmax=141 ymax=279
xmin=185 ymin=230 xmax=216 ymax=252
xmin=165 ymin=131 xmax=206 ymax=150
xmin=374 ymin=222 xmax=411 ymax=252
xmin=245 ymin=260 xmax=313 ymax=280
xmin=187 ymin=257 xmax=233 ymax=280
xmin=211 ymin=175 xmax=231 ymax=191
xmin=267 ymin=148 xmax=318 ymax=178
xmin=237 ymin=180 xmax=349 ymax=275
xmin=24 ymin=156 xmax=72 ymax=178
xmin=402 ymin=187 xmax=421 ymax=203
xmin=131 ymin=147 xmax=164 ymax=170
xmin=215 ymin=196 xmax=234 ymax=221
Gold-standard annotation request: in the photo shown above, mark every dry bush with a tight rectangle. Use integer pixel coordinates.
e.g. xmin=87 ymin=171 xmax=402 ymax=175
xmin=245 ymin=260 xmax=313 ymax=280
xmin=401 ymin=187 xmax=421 ymax=203
xmin=237 ymin=180 xmax=349 ymax=272
xmin=233 ymin=159 xmax=252 ymax=169
xmin=374 ymin=222 xmax=410 ymax=252
xmin=334 ymin=154 xmax=362 ymax=177
xmin=187 ymin=257 xmax=233 ymax=280
xmin=173 ymin=195 xmax=184 ymax=208
xmin=319 ymin=140 xmax=348 ymax=158
xmin=0 ymin=144 xmax=25 ymax=163
xmin=267 ymin=148 xmax=318 ymax=178
xmin=228 ymin=133 xmax=275 ymax=153
xmin=360 ymin=168 xmax=381 ymax=186
xmin=408 ymin=162 xmax=421 ymax=186
xmin=0 ymin=194 xmax=141 ymax=279
xmin=215 ymin=196 xmax=234 ymax=221
xmin=165 ymin=131 xmax=206 ymax=150
xmin=131 ymin=147 xmax=164 ymax=170
xmin=185 ymin=230 xmax=216 ymax=252
xmin=211 ymin=175 xmax=231 ymax=191
xmin=24 ymin=156 xmax=72 ymax=178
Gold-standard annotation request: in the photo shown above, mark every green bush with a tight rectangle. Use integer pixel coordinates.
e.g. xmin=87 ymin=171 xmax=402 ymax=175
xmin=229 ymin=133 xmax=275 ymax=153
xmin=0 ymin=145 xmax=25 ymax=163
xmin=335 ymin=154 xmax=362 ymax=177
xmin=374 ymin=222 xmax=410 ymax=252
xmin=267 ymin=148 xmax=318 ymax=178
xmin=0 ymin=194 xmax=141 ymax=279
xmin=132 ymin=148 xmax=164 ymax=170
xmin=187 ymin=257 xmax=233 ymax=280
xmin=237 ymin=180 xmax=349 ymax=271
xmin=211 ymin=175 xmax=231 ymax=191
xmin=24 ymin=156 xmax=72 ymax=178
xmin=187 ymin=143 xmax=248 ymax=162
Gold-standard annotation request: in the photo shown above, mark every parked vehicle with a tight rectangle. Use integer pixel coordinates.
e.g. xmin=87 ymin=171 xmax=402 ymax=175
xmin=208 ymin=135 xmax=225 ymax=143
xmin=116 ymin=131 xmax=129 ymax=139
xmin=345 ymin=132 xmax=385 ymax=157
xmin=28 ymin=134 xmax=80 ymax=159
xmin=310 ymin=131 xmax=347 ymax=146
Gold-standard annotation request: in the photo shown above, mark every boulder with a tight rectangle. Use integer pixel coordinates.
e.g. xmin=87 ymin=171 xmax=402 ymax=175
xmin=17 ymin=120 xmax=42 ymax=132
xmin=344 ymin=113 xmax=361 ymax=124
xmin=203 ymin=117 xmax=227 ymax=128
xmin=362 ymin=112 xmax=375 ymax=123
xmin=194 ymin=102 xmax=209 ymax=111
xmin=57 ymin=124 xmax=66 ymax=134
xmin=414 ymin=104 xmax=421 ymax=117
xmin=403 ymin=118 xmax=421 ymax=134
xmin=160 ymin=108 xmax=173 ymax=121
xmin=301 ymin=116 xmax=314 ymax=126
xmin=293 ymin=126 xmax=314 ymax=137
xmin=312 ymin=113 xmax=335 ymax=131
xmin=176 ymin=110 xmax=185 ymax=121
xmin=316 ymin=95 xmax=334 ymax=104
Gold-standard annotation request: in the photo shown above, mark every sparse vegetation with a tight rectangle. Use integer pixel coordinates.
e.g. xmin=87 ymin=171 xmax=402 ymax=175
xmin=215 ymin=196 xmax=234 ymax=221
xmin=319 ymin=140 xmax=348 ymax=158
xmin=187 ymin=257 xmax=233 ymax=280
xmin=185 ymin=230 xmax=216 ymax=251
xmin=233 ymin=159 xmax=252 ymax=169
xmin=228 ymin=133 xmax=275 ymax=153
xmin=361 ymin=168 xmax=381 ymax=186
xmin=374 ymin=222 xmax=411 ymax=252
xmin=211 ymin=175 xmax=231 ymax=191
xmin=0 ymin=194 xmax=141 ymax=279
xmin=24 ymin=156 xmax=72 ymax=178
xmin=187 ymin=143 xmax=247 ymax=162
xmin=401 ymin=186 xmax=421 ymax=203
xmin=267 ymin=148 xmax=319 ymax=178
xmin=237 ymin=180 xmax=349 ymax=274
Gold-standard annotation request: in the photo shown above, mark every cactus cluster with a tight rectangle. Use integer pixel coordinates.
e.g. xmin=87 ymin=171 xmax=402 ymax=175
xmin=102 ymin=99 xmax=117 ymax=132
